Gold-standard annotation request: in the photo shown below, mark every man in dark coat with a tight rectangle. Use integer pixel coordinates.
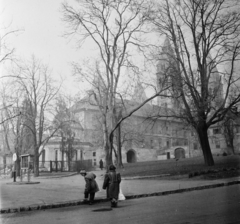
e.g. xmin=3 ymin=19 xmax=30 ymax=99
xmin=99 ymin=159 xmax=103 ymax=170
xmin=80 ymin=170 xmax=99 ymax=205
xmin=102 ymin=164 xmax=121 ymax=207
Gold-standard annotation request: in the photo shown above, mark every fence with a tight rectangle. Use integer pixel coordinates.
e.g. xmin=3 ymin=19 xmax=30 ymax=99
xmin=0 ymin=163 xmax=13 ymax=176
xmin=39 ymin=160 xmax=93 ymax=173
xmin=0 ymin=159 xmax=93 ymax=176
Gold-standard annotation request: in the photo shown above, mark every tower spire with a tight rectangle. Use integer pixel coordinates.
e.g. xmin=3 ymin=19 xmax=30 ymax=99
xmin=132 ymin=80 xmax=147 ymax=103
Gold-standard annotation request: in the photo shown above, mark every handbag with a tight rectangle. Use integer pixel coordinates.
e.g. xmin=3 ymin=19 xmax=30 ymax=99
xmin=118 ymin=187 xmax=125 ymax=201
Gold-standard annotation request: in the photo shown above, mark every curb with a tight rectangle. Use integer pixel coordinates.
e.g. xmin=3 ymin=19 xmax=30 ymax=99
xmin=1 ymin=180 xmax=240 ymax=214
xmin=36 ymin=172 xmax=78 ymax=179
xmin=1 ymin=173 xmax=79 ymax=183
xmin=122 ymin=174 xmax=170 ymax=180
xmin=6 ymin=182 xmax=40 ymax=185
xmin=124 ymin=180 xmax=240 ymax=199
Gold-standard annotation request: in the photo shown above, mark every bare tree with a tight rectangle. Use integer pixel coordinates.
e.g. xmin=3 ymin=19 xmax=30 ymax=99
xmin=149 ymin=0 xmax=240 ymax=166
xmin=0 ymin=83 xmax=29 ymax=176
xmin=220 ymin=109 xmax=240 ymax=154
xmin=0 ymin=29 xmax=16 ymax=66
xmin=0 ymin=91 xmax=14 ymax=171
xmin=0 ymin=23 xmax=23 ymax=80
xmin=53 ymin=95 xmax=79 ymax=171
xmin=62 ymin=0 xmax=155 ymax=166
xmin=10 ymin=56 xmax=61 ymax=176
xmin=115 ymin=111 xmax=147 ymax=167
xmin=0 ymin=27 xmax=22 ymax=126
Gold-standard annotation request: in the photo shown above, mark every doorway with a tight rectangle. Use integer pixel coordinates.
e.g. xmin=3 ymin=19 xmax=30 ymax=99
xmin=126 ymin=149 xmax=137 ymax=163
xmin=174 ymin=148 xmax=185 ymax=159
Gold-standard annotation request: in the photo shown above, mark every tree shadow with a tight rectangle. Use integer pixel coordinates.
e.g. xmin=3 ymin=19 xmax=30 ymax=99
xmin=92 ymin=203 xmax=129 ymax=212
xmin=92 ymin=208 xmax=113 ymax=212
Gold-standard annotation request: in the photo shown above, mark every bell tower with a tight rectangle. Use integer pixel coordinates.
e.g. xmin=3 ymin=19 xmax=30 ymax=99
xmin=156 ymin=37 xmax=177 ymax=108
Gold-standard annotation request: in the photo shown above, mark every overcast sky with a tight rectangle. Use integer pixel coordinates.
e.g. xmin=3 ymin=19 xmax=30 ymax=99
xmin=0 ymin=0 xmax=161 ymax=99
xmin=0 ymin=0 xmax=96 ymax=95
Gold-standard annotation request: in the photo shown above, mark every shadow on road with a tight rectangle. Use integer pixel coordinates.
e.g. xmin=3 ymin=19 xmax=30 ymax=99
xmin=92 ymin=208 xmax=112 ymax=212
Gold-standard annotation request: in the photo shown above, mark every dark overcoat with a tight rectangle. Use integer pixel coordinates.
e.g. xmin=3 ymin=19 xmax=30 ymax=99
xmin=84 ymin=172 xmax=99 ymax=194
xmin=99 ymin=160 xmax=103 ymax=169
xmin=102 ymin=171 xmax=121 ymax=199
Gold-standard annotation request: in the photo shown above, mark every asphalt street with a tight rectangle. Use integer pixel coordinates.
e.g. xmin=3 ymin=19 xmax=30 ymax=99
xmin=1 ymin=185 xmax=240 ymax=224
xmin=2 ymin=169 xmax=240 ymax=213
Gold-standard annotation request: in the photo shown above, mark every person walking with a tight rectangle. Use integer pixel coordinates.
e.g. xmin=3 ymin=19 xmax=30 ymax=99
xmin=102 ymin=164 xmax=121 ymax=208
xmin=99 ymin=159 xmax=103 ymax=170
xmin=80 ymin=170 xmax=99 ymax=205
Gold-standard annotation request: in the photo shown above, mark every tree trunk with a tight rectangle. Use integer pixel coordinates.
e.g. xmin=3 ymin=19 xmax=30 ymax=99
xmin=14 ymin=149 xmax=21 ymax=177
xmin=61 ymin=148 xmax=64 ymax=172
xmin=34 ymin=146 xmax=39 ymax=177
xmin=16 ymin=155 xmax=21 ymax=177
xmin=197 ymin=124 xmax=214 ymax=166
xmin=104 ymin=139 xmax=112 ymax=168
xmin=224 ymin=123 xmax=235 ymax=155
xmin=112 ymin=145 xmax=118 ymax=168
xmin=117 ymin=124 xmax=124 ymax=168
xmin=61 ymin=132 xmax=64 ymax=170
xmin=109 ymin=132 xmax=114 ymax=165
xmin=102 ymin=114 xmax=112 ymax=168
xmin=67 ymin=144 xmax=71 ymax=172
xmin=3 ymin=155 xmax=6 ymax=173
xmin=229 ymin=136 xmax=235 ymax=154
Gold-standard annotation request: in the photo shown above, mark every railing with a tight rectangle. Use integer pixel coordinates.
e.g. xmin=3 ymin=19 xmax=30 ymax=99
xmin=39 ymin=160 xmax=93 ymax=173
xmin=0 ymin=164 xmax=13 ymax=176
xmin=0 ymin=159 xmax=93 ymax=175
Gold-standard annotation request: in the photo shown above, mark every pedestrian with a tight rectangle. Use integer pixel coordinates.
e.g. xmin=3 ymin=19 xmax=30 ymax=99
xmin=99 ymin=159 xmax=103 ymax=170
xmin=102 ymin=164 xmax=121 ymax=208
xmin=80 ymin=170 xmax=99 ymax=205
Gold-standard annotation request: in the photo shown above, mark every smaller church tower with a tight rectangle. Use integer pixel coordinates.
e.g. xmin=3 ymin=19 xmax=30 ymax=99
xmin=132 ymin=80 xmax=147 ymax=103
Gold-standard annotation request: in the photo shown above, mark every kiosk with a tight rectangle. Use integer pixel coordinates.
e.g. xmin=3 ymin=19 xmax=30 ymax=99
xmin=20 ymin=154 xmax=34 ymax=182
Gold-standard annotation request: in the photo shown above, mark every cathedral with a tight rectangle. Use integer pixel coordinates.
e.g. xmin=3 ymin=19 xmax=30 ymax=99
xmin=1 ymin=38 xmax=240 ymax=172
xmin=42 ymin=38 xmax=202 ymax=166
xmin=39 ymin=37 xmax=240 ymax=169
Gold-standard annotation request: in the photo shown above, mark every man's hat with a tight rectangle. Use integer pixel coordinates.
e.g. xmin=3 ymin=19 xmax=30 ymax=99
xmin=109 ymin=164 xmax=116 ymax=170
xmin=80 ymin=170 xmax=87 ymax=174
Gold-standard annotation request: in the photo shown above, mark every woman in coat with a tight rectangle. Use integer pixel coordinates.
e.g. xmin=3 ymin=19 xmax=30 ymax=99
xmin=102 ymin=164 xmax=121 ymax=207
xmin=80 ymin=170 xmax=99 ymax=205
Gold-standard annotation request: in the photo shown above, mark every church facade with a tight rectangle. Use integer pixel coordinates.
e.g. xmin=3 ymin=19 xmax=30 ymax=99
xmin=67 ymin=97 xmax=202 ymax=166
xmin=60 ymin=37 xmax=204 ymax=165
xmin=40 ymin=37 xmax=240 ymax=168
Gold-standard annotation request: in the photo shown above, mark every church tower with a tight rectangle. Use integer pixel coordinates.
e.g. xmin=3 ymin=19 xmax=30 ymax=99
xmin=156 ymin=37 xmax=179 ymax=108
xmin=207 ymin=55 xmax=223 ymax=107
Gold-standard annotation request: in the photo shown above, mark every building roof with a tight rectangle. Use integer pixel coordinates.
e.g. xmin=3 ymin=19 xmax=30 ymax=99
xmin=72 ymin=93 xmax=183 ymax=124
xmin=46 ymin=137 xmax=94 ymax=147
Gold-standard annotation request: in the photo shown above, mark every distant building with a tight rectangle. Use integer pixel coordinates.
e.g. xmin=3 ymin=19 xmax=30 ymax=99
xmin=70 ymin=99 xmax=202 ymax=165
xmin=17 ymin=38 xmax=240 ymax=169
xmin=2 ymin=38 xmax=240 ymax=171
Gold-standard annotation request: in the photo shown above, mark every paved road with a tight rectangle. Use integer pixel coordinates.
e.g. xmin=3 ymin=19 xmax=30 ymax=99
xmin=1 ymin=185 xmax=240 ymax=224
xmin=3 ymin=171 xmax=237 ymax=211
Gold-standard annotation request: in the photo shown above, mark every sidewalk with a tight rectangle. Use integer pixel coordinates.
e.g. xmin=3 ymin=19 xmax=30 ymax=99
xmin=1 ymin=170 xmax=240 ymax=213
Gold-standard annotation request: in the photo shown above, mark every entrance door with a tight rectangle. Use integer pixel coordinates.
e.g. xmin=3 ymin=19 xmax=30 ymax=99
xmin=174 ymin=148 xmax=185 ymax=159
xmin=126 ymin=150 xmax=137 ymax=163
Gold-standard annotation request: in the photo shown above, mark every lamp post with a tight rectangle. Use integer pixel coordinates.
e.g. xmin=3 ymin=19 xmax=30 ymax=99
xmin=12 ymin=153 xmax=17 ymax=182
